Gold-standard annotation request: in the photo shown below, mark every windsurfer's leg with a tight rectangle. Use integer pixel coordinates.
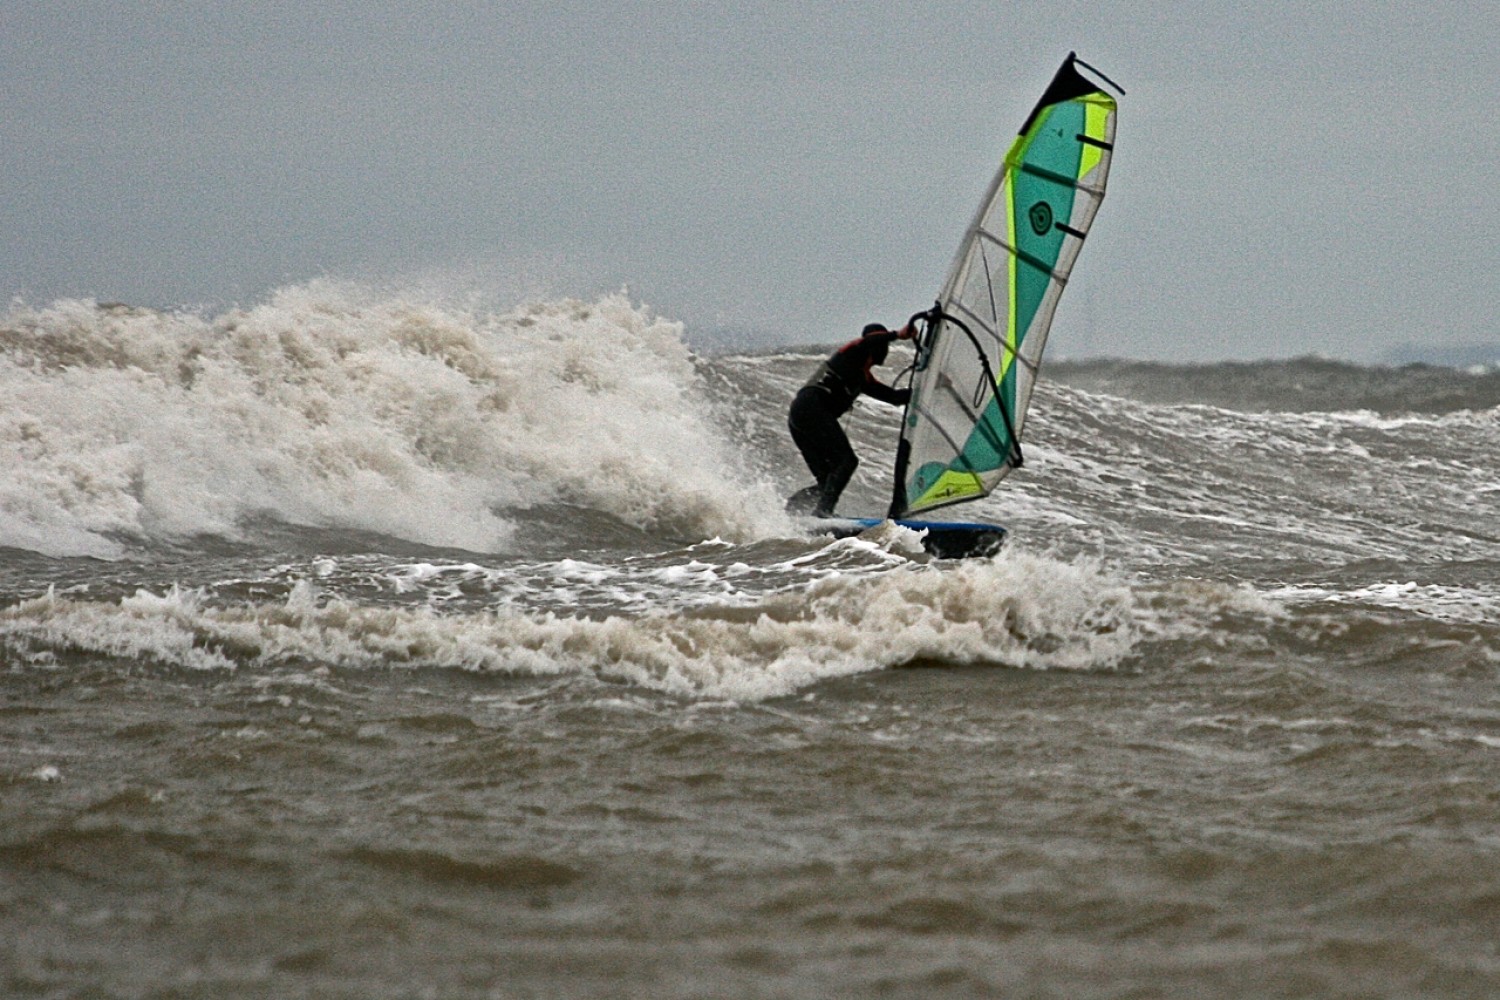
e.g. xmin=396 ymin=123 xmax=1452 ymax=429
xmin=789 ymin=388 xmax=859 ymax=516
xmin=788 ymin=390 xmax=840 ymax=509
xmin=814 ymin=429 xmax=857 ymax=517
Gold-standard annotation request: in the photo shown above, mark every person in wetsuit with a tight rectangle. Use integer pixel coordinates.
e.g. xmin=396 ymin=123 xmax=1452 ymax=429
xmin=787 ymin=322 xmax=915 ymax=517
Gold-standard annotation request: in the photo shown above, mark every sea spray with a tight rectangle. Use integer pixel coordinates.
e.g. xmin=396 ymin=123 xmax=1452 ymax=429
xmin=0 ymin=284 xmax=784 ymax=557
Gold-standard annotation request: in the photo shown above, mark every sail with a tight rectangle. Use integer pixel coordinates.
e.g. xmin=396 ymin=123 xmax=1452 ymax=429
xmin=891 ymin=54 xmax=1118 ymax=518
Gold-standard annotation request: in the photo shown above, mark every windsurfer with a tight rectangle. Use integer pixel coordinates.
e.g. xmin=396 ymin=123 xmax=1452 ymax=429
xmin=786 ymin=323 xmax=914 ymax=517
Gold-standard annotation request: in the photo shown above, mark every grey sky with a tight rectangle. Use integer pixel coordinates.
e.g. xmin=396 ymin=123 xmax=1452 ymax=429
xmin=4 ymin=2 xmax=1497 ymax=361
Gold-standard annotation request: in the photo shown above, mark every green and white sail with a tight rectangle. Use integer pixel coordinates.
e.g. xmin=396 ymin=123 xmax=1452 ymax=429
xmin=891 ymin=54 xmax=1119 ymax=518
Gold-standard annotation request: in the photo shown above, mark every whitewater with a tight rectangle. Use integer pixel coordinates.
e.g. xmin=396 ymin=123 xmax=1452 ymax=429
xmin=4 ymin=283 xmax=1500 ymax=998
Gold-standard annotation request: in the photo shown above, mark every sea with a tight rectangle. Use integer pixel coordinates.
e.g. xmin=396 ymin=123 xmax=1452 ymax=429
xmin=3 ymin=283 xmax=1499 ymax=999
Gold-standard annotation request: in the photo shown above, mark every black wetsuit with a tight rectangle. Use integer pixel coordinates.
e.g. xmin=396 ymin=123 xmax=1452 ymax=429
xmin=787 ymin=331 xmax=911 ymax=517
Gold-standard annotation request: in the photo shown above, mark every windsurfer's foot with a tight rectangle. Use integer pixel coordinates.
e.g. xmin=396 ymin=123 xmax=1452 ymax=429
xmin=785 ymin=486 xmax=820 ymax=516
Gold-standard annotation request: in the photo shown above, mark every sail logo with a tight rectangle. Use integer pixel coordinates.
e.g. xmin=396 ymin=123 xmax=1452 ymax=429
xmin=1028 ymin=201 xmax=1053 ymax=235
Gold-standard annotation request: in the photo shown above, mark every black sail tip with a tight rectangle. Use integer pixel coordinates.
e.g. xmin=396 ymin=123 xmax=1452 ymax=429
xmin=1018 ymin=54 xmax=1124 ymax=135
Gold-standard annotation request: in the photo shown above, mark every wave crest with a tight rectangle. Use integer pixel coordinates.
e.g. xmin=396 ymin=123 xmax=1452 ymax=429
xmin=1 ymin=283 xmax=780 ymax=557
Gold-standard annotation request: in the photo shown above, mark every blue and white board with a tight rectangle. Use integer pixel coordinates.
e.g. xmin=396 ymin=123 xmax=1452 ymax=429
xmin=810 ymin=517 xmax=1007 ymax=559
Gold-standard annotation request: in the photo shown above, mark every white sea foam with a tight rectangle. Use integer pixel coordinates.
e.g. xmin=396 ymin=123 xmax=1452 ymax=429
xmin=0 ymin=552 xmax=1159 ymax=700
xmin=1270 ymin=581 xmax=1500 ymax=625
xmin=0 ymin=284 xmax=784 ymax=557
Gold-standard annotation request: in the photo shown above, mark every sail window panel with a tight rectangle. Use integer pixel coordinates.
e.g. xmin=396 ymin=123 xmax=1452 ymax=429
xmin=951 ymin=258 xmax=1012 ymax=352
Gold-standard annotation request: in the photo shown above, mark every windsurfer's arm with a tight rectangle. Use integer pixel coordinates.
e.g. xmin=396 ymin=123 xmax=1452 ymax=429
xmin=857 ymin=329 xmax=911 ymax=405
xmin=862 ymin=376 xmax=911 ymax=407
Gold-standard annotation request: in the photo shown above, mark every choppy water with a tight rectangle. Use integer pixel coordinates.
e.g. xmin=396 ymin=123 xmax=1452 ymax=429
xmin=4 ymin=286 xmax=1499 ymax=998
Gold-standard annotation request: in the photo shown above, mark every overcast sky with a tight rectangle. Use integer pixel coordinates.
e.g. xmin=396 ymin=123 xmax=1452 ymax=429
xmin=4 ymin=2 xmax=1497 ymax=361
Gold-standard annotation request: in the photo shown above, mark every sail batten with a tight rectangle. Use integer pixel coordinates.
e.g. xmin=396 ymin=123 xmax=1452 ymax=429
xmin=1016 ymin=162 xmax=1091 ymax=190
xmin=890 ymin=54 xmax=1118 ymax=520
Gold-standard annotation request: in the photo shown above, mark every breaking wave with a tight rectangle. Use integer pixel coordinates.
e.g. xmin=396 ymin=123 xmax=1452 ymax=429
xmin=1 ymin=282 xmax=783 ymax=558
xmin=1 ymin=550 xmax=1167 ymax=701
